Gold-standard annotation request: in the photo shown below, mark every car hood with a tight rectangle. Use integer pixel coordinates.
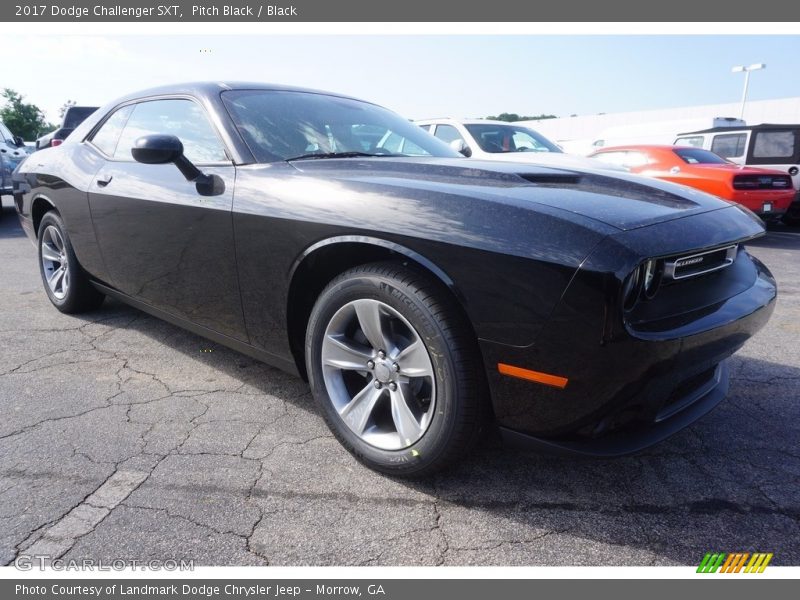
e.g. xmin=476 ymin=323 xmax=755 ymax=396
xmin=288 ymin=157 xmax=730 ymax=231
xmin=473 ymin=151 xmax=626 ymax=172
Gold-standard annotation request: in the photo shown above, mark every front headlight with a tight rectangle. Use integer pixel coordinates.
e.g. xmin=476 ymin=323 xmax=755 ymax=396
xmin=642 ymin=259 xmax=663 ymax=299
xmin=622 ymin=266 xmax=642 ymax=311
xmin=623 ymin=259 xmax=663 ymax=310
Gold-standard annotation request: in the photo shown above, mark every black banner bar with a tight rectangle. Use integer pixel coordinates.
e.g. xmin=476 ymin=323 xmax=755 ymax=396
xmin=3 ymin=0 xmax=800 ymax=22
xmin=3 ymin=579 xmax=798 ymax=600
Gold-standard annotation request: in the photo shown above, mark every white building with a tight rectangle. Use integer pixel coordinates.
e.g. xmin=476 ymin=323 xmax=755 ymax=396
xmin=518 ymin=97 xmax=800 ymax=155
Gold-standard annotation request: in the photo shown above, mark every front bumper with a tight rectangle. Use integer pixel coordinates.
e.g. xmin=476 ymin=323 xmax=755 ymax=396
xmin=482 ymin=231 xmax=776 ymax=456
xmin=499 ymin=361 xmax=729 ymax=457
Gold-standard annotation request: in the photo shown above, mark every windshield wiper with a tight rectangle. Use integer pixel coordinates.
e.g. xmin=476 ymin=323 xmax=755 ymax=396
xmin=286 ymin=151 xmax=392 ymax=161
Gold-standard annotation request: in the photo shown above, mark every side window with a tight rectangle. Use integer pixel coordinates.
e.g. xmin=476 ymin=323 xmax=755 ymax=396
xmin=418 ymin=124 xmax=431 ymax=132
xmin=752 ymin=130 xmax=796 ymax=159
xmin=114 ymin=99 xmax=228 ymax=164
xmin=675 ymin=136 xmax=704 ymax=148
xmin=710 ymin=133 xmax=747 ymax=159
xmin=433 ymin=124 xmax=465 ymax=145
xmin=90 ymin=105 xmax=134 ymax=157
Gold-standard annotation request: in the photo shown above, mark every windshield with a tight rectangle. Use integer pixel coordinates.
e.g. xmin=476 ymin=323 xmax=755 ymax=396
xmin=673 ymin=148 xmax=730 ymax=165
xmin=464 ymin=123 xmax=561 ymax=154
xmin=221 ymin=90 xmax=460 ymax=162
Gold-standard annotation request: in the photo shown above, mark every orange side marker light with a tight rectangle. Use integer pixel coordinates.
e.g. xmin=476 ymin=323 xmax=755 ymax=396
xmin=497 ymin=363 xmax=569 ymax=389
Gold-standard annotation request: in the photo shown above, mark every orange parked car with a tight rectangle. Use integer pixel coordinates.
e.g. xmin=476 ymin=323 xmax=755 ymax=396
xmin=589 ymin=145 xmax=795 ymax=219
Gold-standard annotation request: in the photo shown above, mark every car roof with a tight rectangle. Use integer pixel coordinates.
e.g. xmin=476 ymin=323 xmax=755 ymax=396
xmin=678 ymin=123 xmax=800 ymax=135
xmin=415 ymin=118 xmax=532 ymax=126
xmin=593 ymin=145 xmax=688 ymax=152
xmin=110 ymin=81 xmax=367 ymax=105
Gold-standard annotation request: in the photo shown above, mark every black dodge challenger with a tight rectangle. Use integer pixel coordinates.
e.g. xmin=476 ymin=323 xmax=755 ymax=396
xmin=13 ymin=82 xmax=776 ymax=476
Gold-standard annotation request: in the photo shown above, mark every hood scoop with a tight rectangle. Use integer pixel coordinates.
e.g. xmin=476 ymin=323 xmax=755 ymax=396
xmin=524 ymin=172 xmax=696 ymax=209
xmin=519 ymin=173 xmax=582 ymax=185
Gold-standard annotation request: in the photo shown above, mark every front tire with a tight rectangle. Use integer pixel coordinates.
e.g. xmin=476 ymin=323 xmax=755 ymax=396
xmin=38 ymin=211 xmax=104 ymax=313
xmin=306 ymin=262 xmax=487 ymax=477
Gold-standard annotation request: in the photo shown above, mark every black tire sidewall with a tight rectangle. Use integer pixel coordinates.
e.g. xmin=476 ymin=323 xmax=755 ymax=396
xmin=307 ymin=269 xmax=463 ymax=475
xmin=783 ymin=203 xmax=800 ymax=226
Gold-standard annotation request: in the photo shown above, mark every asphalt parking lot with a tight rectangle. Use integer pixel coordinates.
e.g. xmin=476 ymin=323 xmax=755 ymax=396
xmin=1 ymin=200 xmax=798 ymax=567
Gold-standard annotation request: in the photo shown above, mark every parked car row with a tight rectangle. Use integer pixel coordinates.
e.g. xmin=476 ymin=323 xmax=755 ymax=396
xmin=408 ymin=117 xmax=799 ymax=226
xmin=13 ymin=82 xmax=777 ymax=475
xmin=589 ymin=145 xmax=797 ymax=224
xmin=35 ymin=105 xmax=98 ymax=150
xmin=7 ymin=99 xmax=799 ymax=227
xmin=675 ymin=123 xmax=800 ymax=225
xmin=0 ymin=120 xmax=30 ymax=209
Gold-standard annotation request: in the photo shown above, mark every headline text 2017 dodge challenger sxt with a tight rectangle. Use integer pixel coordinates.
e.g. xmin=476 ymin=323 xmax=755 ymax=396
xmin=13 ymin=82 xmax=776 ymax=476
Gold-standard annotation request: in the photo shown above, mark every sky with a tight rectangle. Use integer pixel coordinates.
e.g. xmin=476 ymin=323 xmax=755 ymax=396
xmin=3 ymin=34 xmax=799 ymax=124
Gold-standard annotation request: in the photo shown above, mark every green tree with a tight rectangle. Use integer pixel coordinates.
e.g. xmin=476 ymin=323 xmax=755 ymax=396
xmin=486 ymin=112 xmax=557 ymax=122
xmin=0 ymin=89 xmax=53 ymax=140
xmin=525 ymin=113 xmax=557 ymax=121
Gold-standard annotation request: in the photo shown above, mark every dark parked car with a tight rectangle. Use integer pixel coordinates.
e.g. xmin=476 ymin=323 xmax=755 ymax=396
xmin=14 ymin=83 xmax=776 ymax=476
xmin=35 ymin=105 xmax=98 ymax=150
xmin=1 ymin=120 xmax=28 ymax=208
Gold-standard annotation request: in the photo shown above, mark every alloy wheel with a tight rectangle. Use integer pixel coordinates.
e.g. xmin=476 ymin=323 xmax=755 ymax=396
xmin=40 ymin=225 xmax=70 ymax=300
xmin=321 ymin=298 xmax=436 ymax=450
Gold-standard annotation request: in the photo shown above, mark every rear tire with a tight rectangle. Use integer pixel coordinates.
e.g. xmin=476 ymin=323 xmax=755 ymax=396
xmin=306 ymin=262 xmax=486 ymax=477
xmin=38 ymin=211 xmax=104 ymax=313
xmin=782 ymin=200 xmax=800 ymax=227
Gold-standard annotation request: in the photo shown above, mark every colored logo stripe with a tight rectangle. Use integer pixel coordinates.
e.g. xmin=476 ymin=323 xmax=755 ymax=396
xmin=745 ymin=553 xmax=773 ymax=573
xmin=697 ymin=552 xmax=773 ymax=573
xmin=697 ymin=553 xmax=726 ymax=573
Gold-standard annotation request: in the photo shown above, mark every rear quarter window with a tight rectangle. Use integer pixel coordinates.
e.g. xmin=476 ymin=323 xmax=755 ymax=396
xmin=710 ymin=133 xmax=747 ymax=159
xmin=751 ymin=130 xmax=798 ymax=162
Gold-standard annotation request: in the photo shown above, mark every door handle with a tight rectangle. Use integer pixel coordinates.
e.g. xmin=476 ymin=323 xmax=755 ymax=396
xmin=96 ymin=174 xmax=113 ymax=187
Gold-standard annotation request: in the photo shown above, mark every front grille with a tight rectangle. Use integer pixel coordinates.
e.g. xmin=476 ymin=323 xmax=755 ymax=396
xmin=733 ymin=174 xmax=793 ymax=190
xmin=663 ymin=245 xmax=738 ymax=281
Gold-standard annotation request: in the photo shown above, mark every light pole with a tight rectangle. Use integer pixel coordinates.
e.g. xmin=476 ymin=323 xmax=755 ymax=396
xmin=731 ymin=63 xmax=766 ymax=120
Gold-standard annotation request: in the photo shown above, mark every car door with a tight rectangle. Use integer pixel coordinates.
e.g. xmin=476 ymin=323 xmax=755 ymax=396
xmin=86 ymin=97 xmax=248 ymax=342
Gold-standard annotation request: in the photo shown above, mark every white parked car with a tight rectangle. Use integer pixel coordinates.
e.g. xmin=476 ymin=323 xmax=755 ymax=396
xmin=414 ymin=118 xmax=621 ymax=171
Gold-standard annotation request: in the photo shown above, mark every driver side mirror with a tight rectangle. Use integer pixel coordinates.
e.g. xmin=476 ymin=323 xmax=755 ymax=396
xmin=132 ymin=134 xmax=224 ymax=196
xmin=450 ymin=139 xmax=472 ymax=158
xmin=13 ymin=136 xmax=24 ymax=148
